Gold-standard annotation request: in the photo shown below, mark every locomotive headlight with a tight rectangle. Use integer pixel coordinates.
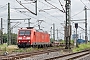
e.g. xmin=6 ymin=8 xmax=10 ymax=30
xmin=29 ymin=41 xmax=30 ymax=42
xmin=26 ymin=37 xmax=30 ymax=40
xmin=19 ymin=41 xmax=20 ymax=42
xmin=18 ymin=37 xmax=22 ymax=40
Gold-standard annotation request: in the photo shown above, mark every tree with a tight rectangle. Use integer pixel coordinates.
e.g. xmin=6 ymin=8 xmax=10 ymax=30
xmin=11 ymin=33 xmax=17 ymax=45
xmin=2 ymin=33 xmax=17 ymax=45
xmin=3 ymin=33 xmax=7 ymax=43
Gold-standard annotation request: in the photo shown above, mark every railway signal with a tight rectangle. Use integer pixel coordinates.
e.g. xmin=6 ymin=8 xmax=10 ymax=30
xmin=75 ymin=23 xmax=78 ymax=47
xmin=75 ymin=23 xmax=78 ymax=29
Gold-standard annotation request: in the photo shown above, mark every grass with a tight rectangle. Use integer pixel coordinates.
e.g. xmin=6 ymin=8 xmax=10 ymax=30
xmin=0 ymin=43 xmax=8 ymax=55
xmin=0 ymin=43 xmax=45 ymax=55
xmin=2 ymin=42 xmax=89 ymax=55
xmin=0 ymin=43 xmax=19 ymax=54
xmin=14 ymin=48 xmax=35 ymax=53
xmin=73 ymin=42 xmax=90 ymax=52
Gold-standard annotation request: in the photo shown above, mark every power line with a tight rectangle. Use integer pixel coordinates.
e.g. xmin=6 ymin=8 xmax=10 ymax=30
xmin=58 ymin=0 xmax=65 ymax=12
xmin=34 ymin=1 xmax=64 ymax=22
xmin=12 ymin=1 xmax=56 ymax=26
xmin=80 ymin=0 xmax=87 ymax=6
xmin=29 ymin=2 xmax=64 ymax=24
xmin=10 ymin=8 xmax=39 ymax=28
xmin=45 ymin=0 xmax=65 ymax=13
xmin=14 ymin=8 xmax=53 ymax=29
xmin=39 ymin=10 xmax=64 ymax=22
xmin=72 ymin=10 xmax=84 ymax=17
xmin=38 ymin=0 xmax=65 ymax=27
xmin=16 ymin=0 xmax=64 ymax=29
xmin=14 ymin=7 xmax=53 ymax=28
xmin=38 ymin=0 xmax=64 ymax=17
xmin=80 ymin=0 xmax=89 ymax=9
xmin=12 ymin=0 xmax=64 ymax=30
xmin=0 ymin=4 xmax=7 ymax=8
xmin=16 ymin=0 xmax=37 ymax=15
xmin=9 ymin=7 xmax=36 ymax=21
xmin=14 ymin=9 xmax=38 ymax=20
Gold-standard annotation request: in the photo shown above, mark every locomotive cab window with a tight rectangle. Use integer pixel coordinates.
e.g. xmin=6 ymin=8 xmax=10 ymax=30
xmin=19 ymin=30 xmax=31 ymax=36
xmin=25 ymin=31 xmax=31 ymax=35
xmin=19 ymin=31 xmax=25 ymax=35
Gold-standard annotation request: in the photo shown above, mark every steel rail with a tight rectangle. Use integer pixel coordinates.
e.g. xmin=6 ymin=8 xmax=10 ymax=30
xmin=45 ymin=49 xmax=90 ymax=60
xmin=1 ymin=48 xmax=65 ymax=60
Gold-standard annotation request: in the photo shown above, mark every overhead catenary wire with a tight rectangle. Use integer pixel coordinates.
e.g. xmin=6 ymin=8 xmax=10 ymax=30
xmin=10 ymin=0 xmax=87 ymax=31
xmin=38 ymin=0 xmax=65 ymax=26
xmin=7 ymin=0 xmax=88 ymax=31
xmin=20 ymin=1 xmax=64 ymax=28
xmin=0 ymin=4 xmax=7 ymax=9
xmin=38 ymin=0 xmax=64 ymax=17
xmin=13 ymin=6 xmax=52 ymax=26
xmin=40 ymin=10 xmax=64 ymax=22
xmin=14 ymin=8 xmax=53 ymax=29
xmin=10 ymin=8 xmax=37 ymax=22
xmin=58 ymin=0 xmax=65 ymax=13
xmin=16 ymin=0 xmax=37 ymax=15
xmin=45 ymin=0 xmax=65 ymax=13
xmin=12 ymin=0 xmax=60 ymax=26
xmin=80 ymin=0 xmax=89 ymax=9
xmin=14 ymin=0 xmax=71 ymax=30
xmin=71 ymin=10 xmax=84 ymax=17
xmin=80 ymin=0 xmax=87 ymax=6
xmin=36 ymin=1 xmax=64 ymax=22
xmin=46 ymin=0 xmax=65 ymax=12
xmin=27 ymin=1 xmax=64 ymax=23
xmin=15 ymin=0 xmax=55 ymax=24
xmin=14 ymin=8 xmax=38 ymax=20
xmin=9 ymin=7 xmax=39 ymax=28
xmin=20 ymin=1 xmax=64 ymax=22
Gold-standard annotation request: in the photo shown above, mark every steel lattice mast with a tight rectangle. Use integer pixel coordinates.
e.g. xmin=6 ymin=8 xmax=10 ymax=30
xmin=65 ymin=0 xmax=71 ymax=49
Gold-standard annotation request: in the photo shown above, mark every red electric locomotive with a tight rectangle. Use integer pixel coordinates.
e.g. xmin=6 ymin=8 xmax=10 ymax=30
xmin=17 ymin=27 xmax=51 ymax=48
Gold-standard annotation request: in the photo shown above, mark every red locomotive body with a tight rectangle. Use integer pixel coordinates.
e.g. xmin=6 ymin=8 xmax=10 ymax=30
xmin=17 ymin=27 xmax=50 ymax=48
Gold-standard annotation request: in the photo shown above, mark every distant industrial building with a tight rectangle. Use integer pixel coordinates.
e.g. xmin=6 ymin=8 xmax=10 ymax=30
xmin=72 ymin=34 xmax=79 ymax=40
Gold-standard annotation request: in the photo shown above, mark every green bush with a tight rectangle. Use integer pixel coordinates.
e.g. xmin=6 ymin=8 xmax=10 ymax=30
xmin=73 ymin=43 xmax=90 ymax=52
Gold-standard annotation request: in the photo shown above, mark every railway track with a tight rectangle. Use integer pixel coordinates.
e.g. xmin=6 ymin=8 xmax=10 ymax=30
xmin=45 ymin=49 xmax=90 ymax=60
xmin=0 ymin=47 xmax=66 ymax=60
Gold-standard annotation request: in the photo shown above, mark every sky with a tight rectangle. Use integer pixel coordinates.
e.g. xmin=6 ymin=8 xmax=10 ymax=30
xmin=0 ymin=0 xmax=90 ymax=40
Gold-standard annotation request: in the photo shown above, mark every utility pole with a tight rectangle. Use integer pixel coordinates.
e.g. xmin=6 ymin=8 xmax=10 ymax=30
xmin=37 ymin=20 xmax=44 ymax=29
xmin=76 ymin=25 xmax=78 ymax=47
xmin=65 ymin=0 xmax=71 ymax=49
xmin=7 ymin=3 xmax=11 ymax=45
xmin=50 ymin=27 xmax=52 ymax=39
xmin=36 ymin=0 xmax=37 ymax=15
xmin=84 ymin=6 xmax=88 ymax=43
xmin=80 ymin=33 xmax=81 ymax=39
xmin=53 ymin=23 xmax=55 ymax=41
xmin=73 ymin=31 xmax=75 ymax=45
xmin=1 ymin=18 xmax=3 ymax=44
xmin=89 ymin=27 xmax=90 ymax=41
xmin=57 ymin=28 xmax=58 ymax=41
xmin=28 ymin=18 xmax=31 ymax=27
xmin=75 ymin=23 xmax=78 ymax=47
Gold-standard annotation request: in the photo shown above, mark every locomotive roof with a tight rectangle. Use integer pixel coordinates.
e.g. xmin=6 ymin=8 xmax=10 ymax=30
xmin=19 ymin=27 xmax=34 ymax=30
xmin=18 ymin=27 xmax=48 ymax=33
xmin=36 ymin=29 xmax=48 ymax=33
